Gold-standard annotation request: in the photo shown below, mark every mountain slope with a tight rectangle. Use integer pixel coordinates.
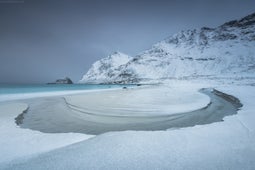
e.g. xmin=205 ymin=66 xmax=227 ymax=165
xmin=80 ymin=13 xmax=255 ymax=84
xmin=79 ymin=52 xmax=132 ymax=83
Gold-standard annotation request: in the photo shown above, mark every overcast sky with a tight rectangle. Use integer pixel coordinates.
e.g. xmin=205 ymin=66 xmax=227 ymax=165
xmin=0 ymin=0 xmax=255 ymax=84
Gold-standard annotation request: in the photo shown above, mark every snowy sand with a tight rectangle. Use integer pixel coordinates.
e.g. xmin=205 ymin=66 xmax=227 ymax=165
xmin=65 ymin=85 xmax=210 ymax=116
xmin=0 ymin=87 xmax=129 ymax=102
xmin=1 ymin=83 xmax=255 ymax=169
xmin=0 ymin=102 xmax=92 ymax=165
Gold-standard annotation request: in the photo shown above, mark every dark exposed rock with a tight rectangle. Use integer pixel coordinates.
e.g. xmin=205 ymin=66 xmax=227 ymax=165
xmin=201 ymin=27 xmax=215 ymax=31
xmin=221 ymin=20 xmax=239 ymax=27
xmin=195 ymin=58 xmax=216 ymax=61
xmin=213 ymin=33 xmax=238 ymax=41
xmin=221 ymin=12 xmax=255 ymax=28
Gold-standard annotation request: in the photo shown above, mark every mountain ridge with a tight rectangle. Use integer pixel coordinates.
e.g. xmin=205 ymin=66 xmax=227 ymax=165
xmin=79 ymin=12 xmax=255 ymax=84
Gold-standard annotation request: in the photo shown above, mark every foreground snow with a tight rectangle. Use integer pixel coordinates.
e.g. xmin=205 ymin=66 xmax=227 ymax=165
xmin=0 ymin=82 xmax=255 ymax=170
xmin=0 ymin=103 xmax=92 ymax=165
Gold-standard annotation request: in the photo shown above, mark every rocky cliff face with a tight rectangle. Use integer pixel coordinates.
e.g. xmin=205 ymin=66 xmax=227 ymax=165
xmin=79 ymin=13 xmax=255 ymax=84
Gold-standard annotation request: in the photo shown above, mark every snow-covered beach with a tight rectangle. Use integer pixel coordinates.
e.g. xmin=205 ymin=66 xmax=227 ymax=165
xmin=0 ymin=8 xmax=255 ymax=170
xmin=1 ymin=81 xmax=255 ymax=169
xmin=14 ymin=84 xmax=240 ymax=135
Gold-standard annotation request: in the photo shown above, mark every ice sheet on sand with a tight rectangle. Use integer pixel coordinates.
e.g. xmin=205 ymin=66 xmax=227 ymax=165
xmin=2 ymin=84 xmax=255 ymax=170
xmin=65 ymin=85 xmax=211 ymax=116
xmin=0 ymin=102 xmax=92 ymax=165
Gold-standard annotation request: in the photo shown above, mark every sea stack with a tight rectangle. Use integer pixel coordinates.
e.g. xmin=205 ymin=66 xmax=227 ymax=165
xmin=48 ymin=77 xmax=73 ymax=84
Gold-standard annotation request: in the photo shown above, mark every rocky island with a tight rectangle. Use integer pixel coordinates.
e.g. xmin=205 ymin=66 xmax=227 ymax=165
xmin=48 ymin=77 xmax=73 ymax=84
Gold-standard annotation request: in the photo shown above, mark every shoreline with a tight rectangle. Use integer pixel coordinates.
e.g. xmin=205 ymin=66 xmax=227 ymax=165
xmin=16 ymin=86 xmax=241 ymax=135
xmin=0 ymin=102 xmax=91 ymax=165
xmin=0 ymin=84 xmax=143 ymax=103
xmin=1 ymin=82 xmax=255 ymax=170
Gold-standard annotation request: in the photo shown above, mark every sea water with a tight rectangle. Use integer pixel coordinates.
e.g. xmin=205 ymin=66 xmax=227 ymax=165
xmin=0 ymin=84 xmax=133 ymax=102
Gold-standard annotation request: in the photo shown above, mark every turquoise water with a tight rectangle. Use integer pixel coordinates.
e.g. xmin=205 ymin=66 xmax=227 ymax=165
xmin=0 ymin=84 xmax=134 ymax=95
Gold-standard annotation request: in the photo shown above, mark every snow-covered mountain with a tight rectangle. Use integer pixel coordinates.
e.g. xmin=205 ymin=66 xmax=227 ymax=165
xmin=79 ymin=52 xmax=132 ymax=83
xmin=79 ymin=13 xmax=255 ymax=84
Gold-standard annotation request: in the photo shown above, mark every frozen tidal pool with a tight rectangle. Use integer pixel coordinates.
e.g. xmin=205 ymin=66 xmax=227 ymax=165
xmin=17 ymin=86 xmax=242 ymax=135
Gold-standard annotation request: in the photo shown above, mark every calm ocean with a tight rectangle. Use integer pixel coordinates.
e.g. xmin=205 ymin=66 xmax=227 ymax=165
xmin=0 ymin=84 xmax=132 ymax=95
xmin=0 ymin=84 xmax=136 ymax=102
